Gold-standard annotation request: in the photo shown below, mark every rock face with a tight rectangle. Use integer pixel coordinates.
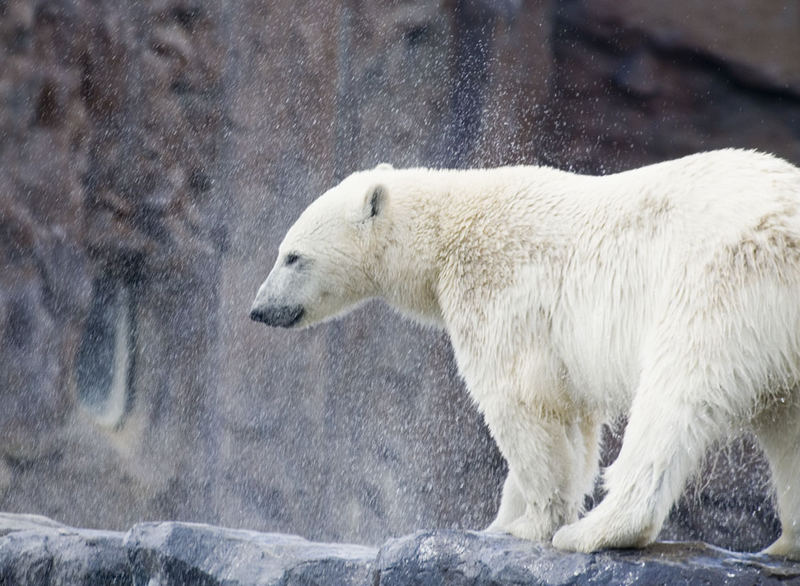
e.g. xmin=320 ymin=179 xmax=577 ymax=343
xmin=1 ymin=0 xmax=799 ymax=552
xmin=548 ymin=0 xmax=800 ymax=172
xmin=1 ymin=513 xmax=800 ymax=586
xmin=0 ymin=0 xmax=228 ymax=530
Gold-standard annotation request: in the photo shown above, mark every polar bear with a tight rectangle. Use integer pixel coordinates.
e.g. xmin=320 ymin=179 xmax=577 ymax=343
xmin=250 ymin=149 xmax=800 ymax=558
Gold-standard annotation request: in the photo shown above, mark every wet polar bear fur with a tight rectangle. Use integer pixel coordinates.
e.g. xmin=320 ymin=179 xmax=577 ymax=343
xmin=250 ymin=149 xmax=800 ymax=558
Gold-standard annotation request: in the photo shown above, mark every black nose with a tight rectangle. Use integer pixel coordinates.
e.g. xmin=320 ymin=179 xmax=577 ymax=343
xmin=250 ymin=308 xmax=267 ymax=322
xmin=249 ymin=305 xmax=305 ymax=328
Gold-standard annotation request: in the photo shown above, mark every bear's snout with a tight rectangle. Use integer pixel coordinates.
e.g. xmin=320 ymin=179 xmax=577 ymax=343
xmin=249 ymin=304 xmax=305 ymax=328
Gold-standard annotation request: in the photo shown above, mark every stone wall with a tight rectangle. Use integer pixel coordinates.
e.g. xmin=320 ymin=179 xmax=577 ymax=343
xmin=0 ymin=0 xmax=798 ymax=549
xmin=0 ymin=0 xmax=229 ymax=527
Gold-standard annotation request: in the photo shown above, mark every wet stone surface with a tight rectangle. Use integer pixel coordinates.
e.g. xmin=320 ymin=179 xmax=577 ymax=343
xmin=1 ymin=513 xmax=799 ymax=585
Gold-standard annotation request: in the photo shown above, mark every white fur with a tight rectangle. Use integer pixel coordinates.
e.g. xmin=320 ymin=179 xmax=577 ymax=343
xmin=251 ymin=151 xmax=800 ymax=558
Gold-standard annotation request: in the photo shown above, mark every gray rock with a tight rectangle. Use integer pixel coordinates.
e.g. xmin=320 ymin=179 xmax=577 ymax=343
xmin=0 ymin=514 xmax=130 ymax=586
xmin=125 ymin=521 xmax=377 ymax=585
xmin=376 ymin=530 xmax=800 ymax=586
xmin=1 ymin=513 xmax=800 ymax=585
xmin=0 ymin=513 xmax=64 ymax=537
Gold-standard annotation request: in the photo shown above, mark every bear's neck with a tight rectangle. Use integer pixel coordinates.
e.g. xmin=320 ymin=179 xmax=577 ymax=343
xmin=370 ymin=174 xmax=449 ymax=328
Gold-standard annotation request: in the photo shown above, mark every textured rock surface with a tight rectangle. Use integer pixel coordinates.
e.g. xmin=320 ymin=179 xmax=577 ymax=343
xmin=549 ymin=0 xmax=800 ymax=172
xmin=378 ymin=530 xmax=800 ymax=586
xmin=0 ymin=0 xmax=229 ymax=530
xmin=126 ymin=522 xmax=376 ymax=586
xmin=1 ymin=0 xmax=799 ymax=551
xmin=2 ymin=514 xmax=800 ymax=586
xmin=0 ymin=514 xmax=130 ymax=585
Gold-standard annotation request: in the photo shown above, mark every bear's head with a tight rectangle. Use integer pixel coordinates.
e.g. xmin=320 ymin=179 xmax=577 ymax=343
xmin=249 ymin=165 xmax=393 ymax=329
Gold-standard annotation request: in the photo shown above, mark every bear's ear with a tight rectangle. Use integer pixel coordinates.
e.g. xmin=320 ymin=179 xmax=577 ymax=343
xmin=375 ymin=162 xmax=393 ymax=171
xmin=363 ymin=184 xmax=387 ymax=220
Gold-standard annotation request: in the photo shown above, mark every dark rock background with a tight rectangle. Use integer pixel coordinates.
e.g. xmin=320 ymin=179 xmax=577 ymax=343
xmin=0 ymin=0 xmax=798 ymax=551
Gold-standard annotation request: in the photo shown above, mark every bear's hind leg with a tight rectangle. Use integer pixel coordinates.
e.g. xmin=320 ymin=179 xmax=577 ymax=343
xmin=484 ymin=470 xmax=526 ymax=533
xmin=755 ymin=397 xmax=800 ymax=560
xmin=482 ymin=400 xmax=601 ymax=542
xmin=486 ymin=413 xmax=601 ymax=537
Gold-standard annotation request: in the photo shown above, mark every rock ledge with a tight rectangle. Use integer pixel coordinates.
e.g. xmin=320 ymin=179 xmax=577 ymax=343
xmin=1 ymin=513 xmax=799 ymax=585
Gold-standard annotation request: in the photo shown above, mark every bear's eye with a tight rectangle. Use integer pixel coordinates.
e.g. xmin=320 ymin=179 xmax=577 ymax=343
xmin=285 ymin=253 xmax=300 ymax=266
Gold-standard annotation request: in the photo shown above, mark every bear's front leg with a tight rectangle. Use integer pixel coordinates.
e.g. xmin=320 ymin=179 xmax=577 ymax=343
xmin=552 ymin=381 xmax=720 ymax=553
xmin=482 ymin=396 xmax=601 ymax=542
